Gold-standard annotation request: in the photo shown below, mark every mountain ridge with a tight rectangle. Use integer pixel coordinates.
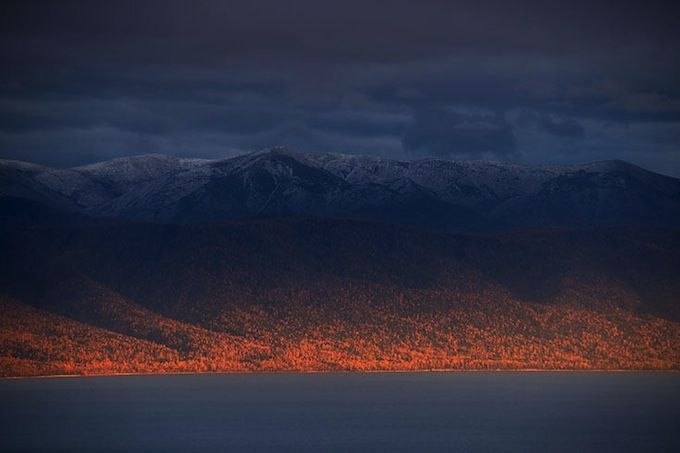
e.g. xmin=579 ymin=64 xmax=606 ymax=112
xmin=2 ymin=149 xmax=679 ymax=230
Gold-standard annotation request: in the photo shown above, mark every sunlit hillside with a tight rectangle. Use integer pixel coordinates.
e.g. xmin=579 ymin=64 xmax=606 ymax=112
xmin=2 ymin=219 xmax=678 ymax=376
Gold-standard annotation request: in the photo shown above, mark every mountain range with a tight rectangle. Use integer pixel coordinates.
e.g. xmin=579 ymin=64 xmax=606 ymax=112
xmin=1 ymin=149 xmax=679 ymax=376
xmin=3 ymin=148 xmax=679 ymax=230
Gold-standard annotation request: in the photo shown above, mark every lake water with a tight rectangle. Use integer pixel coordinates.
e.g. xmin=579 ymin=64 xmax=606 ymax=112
xmin=1 ymin=372 xmax=679 ymax=452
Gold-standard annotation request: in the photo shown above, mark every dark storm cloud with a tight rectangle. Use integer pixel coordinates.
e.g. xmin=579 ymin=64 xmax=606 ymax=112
xmin=518 ymin=112 xmax=585 ymax=139
xmin=0 ymin=0 xmax=679 ymax=174
xmin=537 ymin=116 xmax=584 ymax=139
xmin=403 ymin=109 xmax=517 ymax=159
xmin=308 ymin=111 xmax=410 ymax=138
xmin=3 ymin=1 xmax=678 ymax=63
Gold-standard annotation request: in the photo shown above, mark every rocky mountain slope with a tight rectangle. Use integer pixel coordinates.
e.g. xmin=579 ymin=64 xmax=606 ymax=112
xmin=2 ymin=148 xmax=679 ymax=230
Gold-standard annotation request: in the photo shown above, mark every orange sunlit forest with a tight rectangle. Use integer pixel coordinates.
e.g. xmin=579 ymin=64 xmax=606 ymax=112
xmin=0 ymin=220 xmax=680 ymax=376
xmin=2 ymin=292 xmax=679 ymax=376
xmin=2 ymin=221 xmax=679 ymax=376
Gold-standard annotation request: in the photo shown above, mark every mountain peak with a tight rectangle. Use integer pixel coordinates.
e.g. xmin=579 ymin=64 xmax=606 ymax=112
xmin=251 ymin=146 xmax=303 ymax=159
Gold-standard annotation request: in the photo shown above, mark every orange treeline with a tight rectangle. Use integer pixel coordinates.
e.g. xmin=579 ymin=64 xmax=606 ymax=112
xmin=2 ymin=285 xmax=679 ymax=377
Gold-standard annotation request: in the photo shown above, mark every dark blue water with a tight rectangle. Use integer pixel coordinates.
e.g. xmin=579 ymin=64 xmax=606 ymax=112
xmin=1 ymin=372 xmax=679 ymax=452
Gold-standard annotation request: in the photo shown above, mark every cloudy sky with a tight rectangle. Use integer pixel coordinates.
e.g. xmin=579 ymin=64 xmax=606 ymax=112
xmin=1 ymin=0 xmax=679 ymax=175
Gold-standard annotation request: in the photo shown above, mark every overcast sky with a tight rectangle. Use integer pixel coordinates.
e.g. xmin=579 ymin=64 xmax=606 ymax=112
xmin=1 ymin=0 xmax=679 ymax=175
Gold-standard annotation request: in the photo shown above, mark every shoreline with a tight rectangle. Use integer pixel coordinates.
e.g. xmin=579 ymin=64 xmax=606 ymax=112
xmin=3 ymin=368 xmax=679 ymax=381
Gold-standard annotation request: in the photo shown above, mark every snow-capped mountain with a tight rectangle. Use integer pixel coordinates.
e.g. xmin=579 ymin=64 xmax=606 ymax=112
xmin=2 ymin=148 xmax=679 ymax=230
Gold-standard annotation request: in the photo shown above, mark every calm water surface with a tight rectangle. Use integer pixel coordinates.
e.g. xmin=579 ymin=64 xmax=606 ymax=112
xmin=1 ymin=372 xmax=679 ymax=452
